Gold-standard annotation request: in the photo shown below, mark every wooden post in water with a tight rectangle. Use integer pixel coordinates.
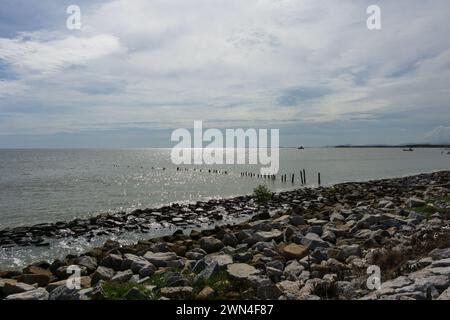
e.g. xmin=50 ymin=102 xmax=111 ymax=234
xmin=300 ymin=171 xmax=304 ymax=184
xmin=303 ymin=169 xmax=306 ymax=184
xmin=291 ymin=173 xmax=295 ymax=184
xmin=318 ymin=172 xmax=321 ymax=186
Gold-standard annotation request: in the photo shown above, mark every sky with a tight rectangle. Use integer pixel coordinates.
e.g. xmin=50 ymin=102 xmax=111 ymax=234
xmin=0 ymin=0 xmax=450 ymax=148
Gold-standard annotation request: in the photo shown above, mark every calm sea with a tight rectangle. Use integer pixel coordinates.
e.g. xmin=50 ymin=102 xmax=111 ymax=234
xmin=0 ymin=148 xmax=449 ymax=268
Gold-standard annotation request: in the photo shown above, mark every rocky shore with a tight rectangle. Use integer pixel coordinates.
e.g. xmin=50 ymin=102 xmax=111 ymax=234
xmin=1 ymin=171 xmax=450 ymax=300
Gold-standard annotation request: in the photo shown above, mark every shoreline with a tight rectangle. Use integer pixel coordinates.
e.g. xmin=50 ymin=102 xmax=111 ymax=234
xmin=1 ymin=171 xmax=449 ymax=300
xmin=1 ymin=169 xmax=449 ymax=250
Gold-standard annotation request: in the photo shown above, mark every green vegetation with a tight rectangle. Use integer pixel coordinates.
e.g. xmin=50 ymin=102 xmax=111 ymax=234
xmin=412 ymin=195 xmax=450 ymax=220
xmin=101 ymin=271 xmax=170 ymax=300
xmin=101 ymin=281 xmax=155 ymax=300
xmin=253 ymin=184 xmax=272 ymax=206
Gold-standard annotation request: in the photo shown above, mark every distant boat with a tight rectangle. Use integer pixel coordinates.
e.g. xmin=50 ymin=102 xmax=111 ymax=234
xmin=403 ymin=148 xmax=414 ymax=152
xmin=297 ymin=146 xmax=305 ymax=150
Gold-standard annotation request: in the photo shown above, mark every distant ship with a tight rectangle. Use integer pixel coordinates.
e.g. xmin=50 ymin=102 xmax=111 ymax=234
xmin=297 ymin=146 xmax=305 ymax=150
xmin=403 ymin=147 xmax=414 ymax=152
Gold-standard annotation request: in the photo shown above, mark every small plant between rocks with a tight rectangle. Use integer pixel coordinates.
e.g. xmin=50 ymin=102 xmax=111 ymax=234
xmin=253 ymin=184 xmax=272 ymax=206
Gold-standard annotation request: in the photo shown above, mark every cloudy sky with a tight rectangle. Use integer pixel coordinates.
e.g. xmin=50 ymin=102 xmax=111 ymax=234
xmin=0 ymin=0 xmax=449 ymax=147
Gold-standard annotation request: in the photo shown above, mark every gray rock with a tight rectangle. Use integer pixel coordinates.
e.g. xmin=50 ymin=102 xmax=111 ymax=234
xmin=203 ymin=254 xmax=233 ymax=268
xmin=437 ymin=287 xmax=450 ymax=300
xmin=430 ymin=248 xmax=450 ymax=260
xmin=307 ymin=225 xmax=323 ymax=236
xmin=2 ymin=281 xmax=36 ymax=296
xmin=266 ymin=267 xmax=283 ymax=282
xmin=321 ymin=230 xmax=336 ymax=243
xmin=124 ymin=287 xmax=147 ymax=300
xmin=222 ymin=233 xmax=239 ymax=247
xmin=301 ymin=232 xmax=329 ymax=250
xmin=49 ymin=285 xmax=84 ymax=300
xmin=330 ymin=212 xmax=345 ymax=223
xmin=165 ymin=272 xmax=190 ymax=287
xmin=122 ymin=253 xmax=147 ymax=270
xmin=138 ymin=264 xmax=157 ymax=278
xmin=226 ymin=263 xmax=259 ymax=280
xmin=199 ymin=236 xmax=224 ymax=253
xmin=266 ymin=260 xmax=284 ymax=271
xmin=100 ymin=254 xmax=123 ymax=270
xmin=111 ymin=270 xmax=134 ymax=283
xmin=255 ymin=230 xmax=283 ymax=242
xmin=289 ymin=215 xmax=305 ymax=226
xmin=284 ymin=260 xmax=305 ymax=277
xmin=5 ymin=287 xmax=49 ymax=300
xmin=130 ymin=258 xmax=151 ymax=274
xmin=257 ymin=284 xmax=282 ymax=300
xmin=431 ymin=258 xmax=450 ymax=268
xmin=233 ymin=252 xmax=253 ymax=263
xmin=75 ymin=255 xmax=97 ymax=273
xmin=91 ymin=266 xmax=115 ymax=284
xmin=194 ymin=262 xmax=219 ymax=284
xmin=407 ymin=197 xmax=426 ymax=208
xmin=160 ymin=286 xmax=193 ymax=299
xmin=144 ymin=251 xmax=178 ymax=267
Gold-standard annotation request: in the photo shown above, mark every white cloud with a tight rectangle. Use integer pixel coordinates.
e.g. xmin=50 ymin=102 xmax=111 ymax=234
xmin=0 ymin=33 xmax=123 ymax=74
xmin=0 ymin=0 xmax=449 ymax=142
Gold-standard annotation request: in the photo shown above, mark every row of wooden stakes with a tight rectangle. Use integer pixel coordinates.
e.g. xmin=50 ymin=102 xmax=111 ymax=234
xmin=240 ymin=169 xmax=322 ymax=186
